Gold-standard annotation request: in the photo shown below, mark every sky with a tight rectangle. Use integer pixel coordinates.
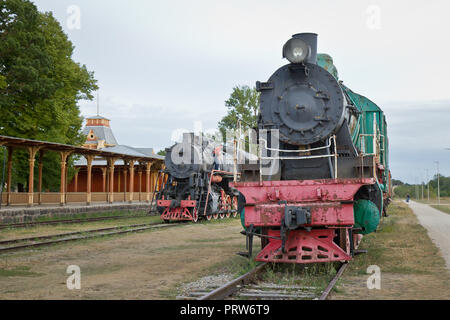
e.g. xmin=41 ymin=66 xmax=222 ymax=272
xmin=32 ymin=0 xmax=450 ymax=183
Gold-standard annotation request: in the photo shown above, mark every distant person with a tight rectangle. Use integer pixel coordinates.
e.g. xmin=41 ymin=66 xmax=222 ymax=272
xmin=406 ymin=194 xmax=410 ymax=203
xmin=213 ymin=145 xmax=223 ymax=171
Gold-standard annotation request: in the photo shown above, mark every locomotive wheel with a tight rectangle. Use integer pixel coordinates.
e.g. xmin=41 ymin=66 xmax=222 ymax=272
xmin=213 ymin=213 xmax=219 ymax=220
xmin=219 ymin=189 xmax=228 ymax=220
xmin=206 ymin=214 xmax=212 ymax=221
xmin=225 ymin=195 xmax=232 ymax=218
xmin=192 ymin=208 xmax=198 ymax=223
xmin=232 ymin=196 xmax=238 ymax=218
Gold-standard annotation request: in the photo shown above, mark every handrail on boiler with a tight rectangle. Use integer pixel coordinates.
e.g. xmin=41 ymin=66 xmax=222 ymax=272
xmin=258 ymin=135 xmax=338 ymax=182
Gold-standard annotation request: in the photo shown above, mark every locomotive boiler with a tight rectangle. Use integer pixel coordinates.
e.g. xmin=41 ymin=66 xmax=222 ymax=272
xmin=232 ymin=33 xmax=391 ymax=264
xmin=156 ymin=133 xmax=240 ymax=222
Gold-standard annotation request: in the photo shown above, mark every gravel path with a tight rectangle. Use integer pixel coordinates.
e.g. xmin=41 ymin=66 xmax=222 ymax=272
xmin=408 ymin=201 xmax=450 ymax=269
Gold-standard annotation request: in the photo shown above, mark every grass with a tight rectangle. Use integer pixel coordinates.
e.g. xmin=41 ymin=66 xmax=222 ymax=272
xmin=190 ymin=236 xmax=238 ymax=243
xmin=0 ymin=215 xmax=186 ymax=260
xmin=331 ymin=200 xmax=450 ymax=299
xmin=0 ymin=209 xmax=150 ymax=226
xmin=260 ymin=263 xmax=338 ymax=293
xmin=430 ymin=205 xmax=450 ymax=215
xmin=168 ymin=201 xmax=450 ymax=300
xmin=0 ymin=212 xmax=239 ymax=255
xmin=346 ymin=202 xmax=445 ymax=276
xmin=0 ymin=215 xmax=163 ymax=240
xmin=166 ymin=254 xmax=340 ymax=299
xmin=0 ymin=266 xmax=44 ymax=278
xmin=166 ymin=236 xmax=341 ymax=299
xmin=1 ymin=224 xmax=188 ymax=263
xmin=404 ymin=195 xmax=450 ymax=214
xmin=0 ymin=216 xmax=244 ymax=299
xmin=415 ymin=196 xmax=450 ymax=206
xmin=30 ymin=209 xmax=149 ymax=223
xmin=197 ymin=215 xmax=241 ymax=226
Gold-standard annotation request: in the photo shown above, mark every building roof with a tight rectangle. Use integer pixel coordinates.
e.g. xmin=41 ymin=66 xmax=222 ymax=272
xmin=74 ymin=158 xmax=127 ymax=166
xmin=83 ymin=125 xmax=118 ymax=145
xmin=0 ymin=135 xmax=163 ymax=163
xmin=133 ymin=147 xmax=155 ymax=156
xmin=73 ymin=145 xmax=164 ymax=166
xmin=104 ymin=145 xmax=158 ymax=158
xmin=86 ymin=115 xmax=110 ymax=120
xmin=76 ymin=114 xmax=163 ymax=166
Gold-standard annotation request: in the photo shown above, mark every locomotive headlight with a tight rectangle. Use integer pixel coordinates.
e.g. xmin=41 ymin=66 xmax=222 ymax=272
xmin=283 ymin=38 xmax=310 ymax=64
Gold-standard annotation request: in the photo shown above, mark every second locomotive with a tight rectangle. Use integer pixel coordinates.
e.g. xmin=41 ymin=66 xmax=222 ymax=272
xmin=156 ymin=133 xmax=240 ymax=222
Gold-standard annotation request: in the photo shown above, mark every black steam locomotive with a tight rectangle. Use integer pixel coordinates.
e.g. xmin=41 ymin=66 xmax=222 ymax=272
xmin=232 ymin=33 xmax=391 ymax=264
xmin=156 ymin=133 xmax=240 ymax=222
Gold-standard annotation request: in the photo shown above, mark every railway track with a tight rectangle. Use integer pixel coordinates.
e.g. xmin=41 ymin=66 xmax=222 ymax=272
xmin=0 ymin=222 xmax=181 ymax=254
xmin=0 ymin=213 xmax=156 ymax=230
xmin=178 ymin=262 xmax=348 ymax=300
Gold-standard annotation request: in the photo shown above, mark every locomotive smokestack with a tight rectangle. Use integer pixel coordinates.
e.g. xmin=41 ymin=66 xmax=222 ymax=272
xmin=292 ymin=33 xmax=318 ymax=64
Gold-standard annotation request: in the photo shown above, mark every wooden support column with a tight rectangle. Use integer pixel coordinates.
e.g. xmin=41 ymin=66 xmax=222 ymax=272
xmin=101 ymin=167 xmax=107 ymax=192
xmin=160 ymin=164 xmax=166 ymax=192
xmin=106 ymin=168 xmax=109 ymax=195
xmin=27 ymin=147 xmax=41 ymax=207
xmin=59 ymin=151 xmax=72 ymax=206
xmin=65 ymin=156 xmax=70 ymax=204
xmin=85 ymin=155 xmax=94 ymax=205
xmin=145 ymin=162 xmax=153 ymax=203
xmin=0 ymin=143 xmax=3 ymax=206
xmin=38 ymin=150 xmax=45 ymax=205
xmin=117 ymin=168 xmax=121 ymax=193
xmin=138 ymin=167 xmax=142 ymax=201
xmin=123 ymin=165 xmax=128 ymax=202
xmin=6 ymin=147 xmax=13 ymax=206
xmin=74 ymin=168 xmax=79 ymax=192
xmin=128 ymin=160 xmax=136 ymax=203
xmin=108 ymin=158 xmax=118 ymax=204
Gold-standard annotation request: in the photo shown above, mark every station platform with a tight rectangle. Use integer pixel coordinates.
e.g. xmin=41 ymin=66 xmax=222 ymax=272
xmin=0 ymin=202 xmax=153 ymax=223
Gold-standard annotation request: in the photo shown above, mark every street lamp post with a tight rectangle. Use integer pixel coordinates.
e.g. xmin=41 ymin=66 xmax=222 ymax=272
xmin=434 ymin=161 xmax=440 ymax=205
xmin=415 ymin=177 xmax=419 ymax=200
xmin=421 ymin=171 xmax=424 ymax=200
xmin=425 ymin=169 xmax=430 ymax=202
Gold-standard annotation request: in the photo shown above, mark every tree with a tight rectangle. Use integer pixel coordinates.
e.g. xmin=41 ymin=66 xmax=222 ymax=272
xmin=157 ymin=149 xmax=167 ymax=157
xmin=393 ymin=176 xmax=450 ymax=199
xmin=0 ymin=75 xmax=5 ymax=89
xmin=0 ymin=0 xmax=98 ymax=191
xmin=218 ymin=85 xmax=259 ymax=141
xmin=430 ymin=175 xmax=450 ymax=197
xmin=391 ymin=179 xmax=404 ymax=186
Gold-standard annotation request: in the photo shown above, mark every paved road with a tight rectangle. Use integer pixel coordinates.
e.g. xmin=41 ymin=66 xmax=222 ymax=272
xmin=408 ymin=201 xmax=450 ymax=269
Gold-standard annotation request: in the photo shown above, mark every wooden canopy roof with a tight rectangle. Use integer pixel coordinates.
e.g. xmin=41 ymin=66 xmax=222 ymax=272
xmin=0 ymin=135 xmax=163 ymax=163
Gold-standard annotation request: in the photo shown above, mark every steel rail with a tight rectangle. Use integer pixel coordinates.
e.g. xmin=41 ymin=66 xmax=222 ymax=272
xmin=319 ymin=262 xmax=348 ymax=300
xmin=0 ymin=222 xmax=159 ymax=245
xmin=199 ymin=263 xmax=267 ymax=300
xmin=0 ymin=223 xmax=180 ymax=254
xmin=0 ymin=214 xmax=155 ymax=230
xmin=196 ymin=260 xmax=349 ymax=301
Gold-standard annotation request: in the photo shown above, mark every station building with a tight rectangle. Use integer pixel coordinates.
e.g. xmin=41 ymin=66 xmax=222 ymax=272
xmin=66 ymin=115 xmax=164 ymax=202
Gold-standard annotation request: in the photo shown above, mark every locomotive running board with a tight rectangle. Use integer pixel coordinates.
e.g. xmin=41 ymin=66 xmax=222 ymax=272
xmin=256 ymin=229 xmax=351 ymax=264
xmin=160 ymin=207 xmax=194 ymax=221
xmin=159 ymin=199 xmax=197 ymax=221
